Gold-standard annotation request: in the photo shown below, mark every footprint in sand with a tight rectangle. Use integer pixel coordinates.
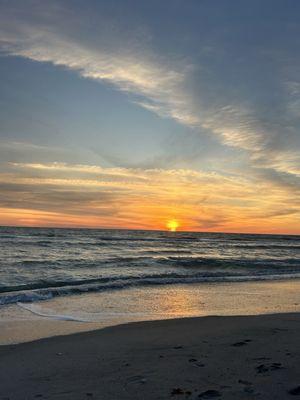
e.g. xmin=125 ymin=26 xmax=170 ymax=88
xmin=288 ymin=386 xmax=300 ymax=396
xmin=231 ymin=339 xmax=251 ymax=347
xmin=256 ymin=362 xmax=284 ymax=374
xmin=127 ymin=375 xmax=147 ymax=384
xmin=238 ymin=379 xmax=252 ymax=385
xmin=171 ymin=388 xmax=192 ymax=396
xmin=188 ymin=358 xmax=205 ymax=367
xmin=198 ymin=389 xmax=221 ymax=398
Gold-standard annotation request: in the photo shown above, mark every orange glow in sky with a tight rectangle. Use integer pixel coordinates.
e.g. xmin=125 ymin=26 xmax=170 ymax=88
xmin=0 ymin=163 xmax=299 ymax=235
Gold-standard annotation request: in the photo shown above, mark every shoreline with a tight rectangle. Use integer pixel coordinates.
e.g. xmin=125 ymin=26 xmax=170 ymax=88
xmin=1 ymin=312 xmax=300 ymax=399
xmin=1 ymin=279 xmax=300 ymax=345
xmin=2 ymin=274 xmax=300 ymax=306
xmin=1 ymin=310 xmax=300 ymax=347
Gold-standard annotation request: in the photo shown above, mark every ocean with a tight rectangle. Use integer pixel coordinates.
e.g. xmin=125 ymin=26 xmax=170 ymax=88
xmin=1 ymin=226 xmax=300 ymax=305
xmin=1 ymin=226 xmax=300 ymax=344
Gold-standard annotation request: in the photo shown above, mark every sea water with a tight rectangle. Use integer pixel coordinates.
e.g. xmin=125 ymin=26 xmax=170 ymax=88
xmin=1 ymin=227 xmax=300 ymax=343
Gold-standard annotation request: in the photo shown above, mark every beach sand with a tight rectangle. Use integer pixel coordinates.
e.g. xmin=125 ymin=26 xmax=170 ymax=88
xmin=1 ymin=313 xmax=300 ymax=399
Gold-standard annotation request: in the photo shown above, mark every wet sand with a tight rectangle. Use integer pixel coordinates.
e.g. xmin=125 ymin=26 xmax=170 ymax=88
xmin=1 ymin=313 xmax=300 ymax=399
xmin=2 ymin=280 xmax=300 ymax=346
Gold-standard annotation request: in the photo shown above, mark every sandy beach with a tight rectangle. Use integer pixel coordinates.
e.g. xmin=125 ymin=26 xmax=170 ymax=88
xmin=1 ymin=312 xmax=300 ymax=399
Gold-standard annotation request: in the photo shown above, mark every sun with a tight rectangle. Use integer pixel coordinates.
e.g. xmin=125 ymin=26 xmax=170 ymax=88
xmin=166 ymin=219 xmax=180 ymax=232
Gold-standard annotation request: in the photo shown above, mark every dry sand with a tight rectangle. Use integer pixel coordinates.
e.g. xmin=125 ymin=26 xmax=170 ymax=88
xmin=1 ymin=313 xmax=300 ymax=399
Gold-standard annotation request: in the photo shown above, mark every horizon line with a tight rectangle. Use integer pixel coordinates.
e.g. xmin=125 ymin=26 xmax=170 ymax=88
xmin=1 ymin=225 xmax=299 ymax=237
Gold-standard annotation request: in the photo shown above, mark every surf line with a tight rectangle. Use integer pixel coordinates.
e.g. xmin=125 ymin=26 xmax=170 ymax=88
xmin=17 ymin=302 xmax=90 ymax=323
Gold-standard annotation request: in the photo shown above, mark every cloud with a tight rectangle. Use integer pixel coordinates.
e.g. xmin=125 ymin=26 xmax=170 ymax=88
xmin=0 ymin=0 xmax=299 ymax=231
xmin=1 ymin=2 xmax=299 ymax=189
xmin=0 ymin=181 xmax=121 ymax=216
xmin=0 ymin=161 xmax=299 ymax=233
xmin=0 ymin=1 xmax=194 ymax=125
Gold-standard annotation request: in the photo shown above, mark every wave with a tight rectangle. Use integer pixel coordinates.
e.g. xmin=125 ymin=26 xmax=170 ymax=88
xmin=158 ymin=257 xmax=300 ymax=268
xmin=2 ymin=234 xmax=300 ymax=250
xmin=0 ymin=276 xmax=120 ymax=294
xmin=1 ymin=227 xmax=300 ymax=308
xmin=2 ymin=271 xmax=300 ymax=306
xmin=9 ymin=255 xmax=300 ymax=270
xmin=1 ymin=255 xmax=300 ymax=293
xmin=231 ymin=244 xmax=300 ymax=249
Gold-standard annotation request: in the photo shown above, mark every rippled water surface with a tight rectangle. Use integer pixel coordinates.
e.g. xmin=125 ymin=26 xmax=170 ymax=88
xmin=1 ymin=227 xmax=299 ymax=305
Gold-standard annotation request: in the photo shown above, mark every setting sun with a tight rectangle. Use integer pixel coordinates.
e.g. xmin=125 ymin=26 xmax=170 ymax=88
xmin=166 ymin=220 xmax=180 ymax=232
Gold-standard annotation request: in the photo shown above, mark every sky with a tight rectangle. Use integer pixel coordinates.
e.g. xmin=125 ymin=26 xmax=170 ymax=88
xmin=0 ymin=0 xmax=299 ymax=234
